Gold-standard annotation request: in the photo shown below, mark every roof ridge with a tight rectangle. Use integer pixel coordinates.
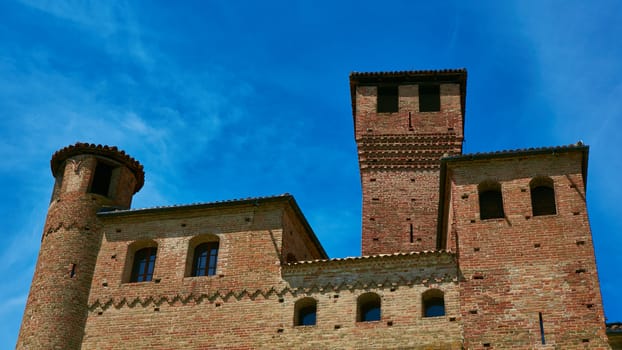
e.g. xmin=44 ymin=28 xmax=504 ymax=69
xmin=284 ymin=250 xmax=455 ymax=267
xmin=98 ymin=193 xmax=293 ymax=215
xmin=444 ymin=142 xmax=587 ymax=161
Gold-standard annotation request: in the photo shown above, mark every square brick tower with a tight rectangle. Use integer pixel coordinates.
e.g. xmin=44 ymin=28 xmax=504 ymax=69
xmin=350 ymin=69 xmax=466 ymax=255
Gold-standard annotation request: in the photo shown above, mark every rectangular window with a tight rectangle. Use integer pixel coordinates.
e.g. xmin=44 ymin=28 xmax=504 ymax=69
xmin=419 ymin=84 xmax=440 ymax=112
xmin=90 ymin=161 xmax=114 ymax=197
xmin=377 ymin=85 xmax=398 ymax=113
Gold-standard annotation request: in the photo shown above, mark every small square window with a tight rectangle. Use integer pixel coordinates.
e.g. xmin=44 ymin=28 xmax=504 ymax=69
xmin=377 ymin=86 xmax=398 ymax=113
xmin=419 ymin=85 xmax=440 ymax=112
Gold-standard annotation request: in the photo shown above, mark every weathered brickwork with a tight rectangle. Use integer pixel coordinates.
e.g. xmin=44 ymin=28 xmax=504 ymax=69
xmin=352 ymin=72 xmax=465 ymax=255
xmin=442 ymin=150 xmax=609 ymax=349
xmin=18 ymin=144 xmax=143 ymax=350
xmin=83 ymin=252 xmax=462 ymax=349
xmin=17 ymin=69 xmax=614 ymax=349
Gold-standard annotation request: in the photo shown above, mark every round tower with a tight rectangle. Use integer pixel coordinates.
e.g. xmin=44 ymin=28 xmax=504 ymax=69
xmin=17 ymin=143 xmax=144 ymax=349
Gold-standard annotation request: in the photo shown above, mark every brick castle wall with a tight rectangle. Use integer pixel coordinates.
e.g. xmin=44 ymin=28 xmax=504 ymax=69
xmin=17 ymin=152 xmax=139 ymax=350
xmin=353 ymin=82 xmax=464 ymax=255
xmin=447 ymin=151 xmax=609 ymax=349
xmin=84 ymin=232 xmax=462 ymax=349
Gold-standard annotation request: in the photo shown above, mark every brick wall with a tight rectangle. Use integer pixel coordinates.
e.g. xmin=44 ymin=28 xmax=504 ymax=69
xmin=281 ymin=205 xmax=325 ymax=263
xmin=18 ymin=152 xmax=139 ymax=350
xmin=353 ymin=82 xmax=464 ymax=255
xmin=83 ymin=248 xmax=463 ymax=349
xmin=445 ymin=151 xmax=609 ymax=349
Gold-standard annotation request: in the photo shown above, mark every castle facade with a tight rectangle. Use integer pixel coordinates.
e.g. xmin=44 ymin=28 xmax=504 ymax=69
xmin=17 ymin=69 xmax=613 ymax=349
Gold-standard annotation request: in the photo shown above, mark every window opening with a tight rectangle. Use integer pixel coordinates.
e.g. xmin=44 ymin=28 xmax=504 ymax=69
xmin=294 ymin=298 xmax=317 ymax=326
xmin=90 ymin=161 xmax=114 ymax=196
xmin=358 ymin=293 xmax=381 ymax=322
xmin=419 ymin=84 xmax=440 ymax=112
xmin=424 ymin=297 xmax=445 ymax=317
xmin=377 ymin=85 xmax=398 ymax=113
xmin=69 ymin=263 xmax=76 ymax=278
xmin=479 ymin=183 xmax=504 ymax=220
xmin=192 ymin=242 xmax=219 ymax=276
xmin=531 ymin=178 xmax=556 ymax=216
xmin=423 ymin=289 xmax=445 ymax=317
xmin=130 ymin=247 xmax=157 ymax=282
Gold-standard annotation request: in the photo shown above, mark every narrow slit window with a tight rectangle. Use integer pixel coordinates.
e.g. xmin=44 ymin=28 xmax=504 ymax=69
xmin=90 ymin=162 xmax=115 ymax=197
xmin=539 ymin=312 xmax=546 ymax=344
xmin=377 ymin=86 xmax=398 ymax=113
xmin=419 ymin=84 xmax=440 ymax=112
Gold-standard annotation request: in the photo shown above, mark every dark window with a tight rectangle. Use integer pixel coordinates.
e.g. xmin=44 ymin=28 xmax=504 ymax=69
xmin=286 ymin=253 xmax=297 ymax=263
xmin=419 ymin=84 xmax=440 ymax=112
xmin=130 ymin=247 xmax=157 ymax=282
xmin=424 ymin=298 xmax=445 ymax=317
xmin=423 ymin=289 xmax=445 ymax=317
xmin=479 ymin=184 xmax=504 ymax=220
xmin=358 ymin=293 xmax=381 ymax=322
xmin=377 ymin=85 xmax=398 ymax=113
xmin=91 ymin=162 xmax=114 ymax=196
xmin=192 ymin=242 xmax=219 ymax=276
xmin=294 ymin=298 xmax=317 ymax=326
xmin=531 ymin=178 xmax=556 ymax=216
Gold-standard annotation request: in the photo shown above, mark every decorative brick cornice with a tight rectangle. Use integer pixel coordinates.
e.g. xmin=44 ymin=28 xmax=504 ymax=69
xmin=88 ymin=274 xmax=459 ymax=312
xmin=357 ymin=134 xmax=462 ymax=169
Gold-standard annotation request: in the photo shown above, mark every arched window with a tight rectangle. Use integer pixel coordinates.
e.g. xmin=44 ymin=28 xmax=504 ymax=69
xmin=130 ymin=247 xmax=157 ymax=282
xmin=192 ymin=242 xmax=219 ymax=276
xmin=530 ymin=177 xmax=556 ymax=216
xmin=422 ymin=289 xmax=445 ymax=317
xmin=357 ymin=293 xmax=381 ymax=322
xmin=479 ymin=182 xmax=504 ymax=220
xmin=294 ymin=297 xmax=317 ymax=326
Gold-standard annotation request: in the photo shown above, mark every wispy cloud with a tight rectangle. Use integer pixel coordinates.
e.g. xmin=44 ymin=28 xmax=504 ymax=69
xmin=18 ymin=0 xmax=151 ymax=66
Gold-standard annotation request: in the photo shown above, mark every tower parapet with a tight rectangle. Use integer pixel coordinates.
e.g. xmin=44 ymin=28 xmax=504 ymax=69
xmin=17 ymin=143 xmax=144 ymax=350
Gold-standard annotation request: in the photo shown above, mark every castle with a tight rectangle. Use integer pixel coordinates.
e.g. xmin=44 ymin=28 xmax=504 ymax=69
xmin=17 ymin=69 xmax=617 ymax=349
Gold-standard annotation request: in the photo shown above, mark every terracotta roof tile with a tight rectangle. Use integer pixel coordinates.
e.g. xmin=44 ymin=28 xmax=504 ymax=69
xmin=285 ymin=250 xmax=455 ymax=267
xmin=350 ymin=68 xmax=467 ymax=79
xmin=608 ymin=322 xmax=622 ymax=332
xmin=442 ymin=142 xmax=587 ymax=162
xmin=97 ymin=193 xmax=293 ymax=214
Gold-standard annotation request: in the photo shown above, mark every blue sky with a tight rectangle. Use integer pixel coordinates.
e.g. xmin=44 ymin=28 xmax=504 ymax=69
xmin=1 ymin=0 xmax=621 ymax=345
